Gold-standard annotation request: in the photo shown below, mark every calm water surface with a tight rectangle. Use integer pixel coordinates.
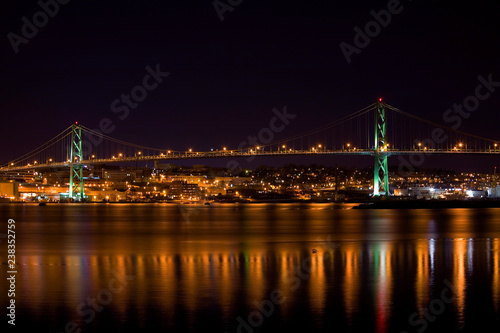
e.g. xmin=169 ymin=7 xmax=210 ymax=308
xmin=1 ymin=203 xmax=500 ymax=332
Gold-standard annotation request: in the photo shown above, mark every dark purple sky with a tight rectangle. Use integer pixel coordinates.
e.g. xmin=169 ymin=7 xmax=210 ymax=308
xmin=1 ymin=0 xmax=499 ymax=172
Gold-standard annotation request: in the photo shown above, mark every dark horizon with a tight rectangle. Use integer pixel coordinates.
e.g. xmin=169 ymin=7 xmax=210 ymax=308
xmin=1 ymin=0 xmax=500 ymax=170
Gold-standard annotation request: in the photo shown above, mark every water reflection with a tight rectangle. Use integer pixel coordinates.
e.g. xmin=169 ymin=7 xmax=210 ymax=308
xmin=453 ymin=239 xmax=467 ymax=328
xmin=11 ymin=237 xmax=499 ymax=332
xmin=494 ymin=239 xmax=500 ymax=313
xmin=343 ymin=243 xmax=360 ymax=325
xmin=2 ymin=204 xmax=500 ymax=332
xmin=415 ymin=239 xmax=430 ymax=316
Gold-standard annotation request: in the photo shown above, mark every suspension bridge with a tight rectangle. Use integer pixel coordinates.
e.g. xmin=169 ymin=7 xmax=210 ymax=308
xmin=1 ymin=101 xmax=499 ymax=201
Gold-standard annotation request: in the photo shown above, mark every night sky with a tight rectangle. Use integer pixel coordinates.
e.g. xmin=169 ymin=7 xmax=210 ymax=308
xmin=1 ymin=0 xmax=499 ymax=172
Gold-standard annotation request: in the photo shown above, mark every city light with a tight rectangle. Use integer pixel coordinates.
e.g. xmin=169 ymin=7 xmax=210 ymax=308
xmin=189 ymin=149 xmax=192 ymax=152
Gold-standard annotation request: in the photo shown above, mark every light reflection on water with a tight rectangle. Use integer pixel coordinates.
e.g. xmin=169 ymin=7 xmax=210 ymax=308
xmin=1 ymin=203 xmax=500 ymax=332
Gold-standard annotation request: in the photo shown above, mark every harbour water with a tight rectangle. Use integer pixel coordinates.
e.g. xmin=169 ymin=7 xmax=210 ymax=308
xmin=1 ymin=203 xmax=500 ymax=332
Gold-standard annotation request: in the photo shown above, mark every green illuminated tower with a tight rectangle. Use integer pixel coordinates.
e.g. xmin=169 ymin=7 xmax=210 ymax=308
xmin=373 ymin=101 xmax=389 ymax=197
xmin=69 ymin=123 xmax=84 ymax=201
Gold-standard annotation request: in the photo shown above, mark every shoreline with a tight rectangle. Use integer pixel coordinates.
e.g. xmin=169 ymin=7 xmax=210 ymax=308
xmin=353 ymin=200 xmax=500 ymax=209
xmin=3 ymin=199 xmax=500 ymax=209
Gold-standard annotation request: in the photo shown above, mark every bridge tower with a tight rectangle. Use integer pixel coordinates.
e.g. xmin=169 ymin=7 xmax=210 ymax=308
xmin=69 ymin=123 xmax=85 ymax=201
xmin=373 ymin=100 xmax=389 ymax=197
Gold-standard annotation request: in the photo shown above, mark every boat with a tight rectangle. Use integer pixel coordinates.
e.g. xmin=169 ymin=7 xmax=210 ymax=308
xmin=38 ymin=195 xmax=48 ymax=206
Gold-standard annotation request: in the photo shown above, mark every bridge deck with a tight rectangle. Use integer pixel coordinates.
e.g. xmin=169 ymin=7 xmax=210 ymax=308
xmin=2 ymin=149 xmax=499 ymax=172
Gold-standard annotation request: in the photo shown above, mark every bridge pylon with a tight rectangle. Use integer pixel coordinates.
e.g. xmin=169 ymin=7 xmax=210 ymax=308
xmin=69 ymin=123 xmax=84 ymax=201
xmin=373 ymin=100 xmax=389 ymax=197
